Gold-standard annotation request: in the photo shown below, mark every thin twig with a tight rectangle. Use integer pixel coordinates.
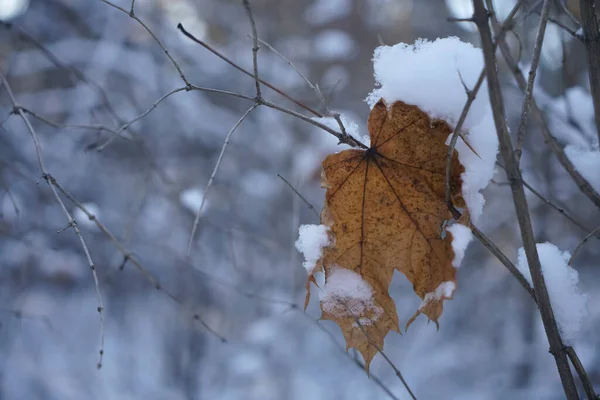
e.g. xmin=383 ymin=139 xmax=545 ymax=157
xmin=261 ymin=98 xmax=367 ymax=148
xmin=187 ymin=105 xmax=259 ymax=256
xmin=473 ymin=2 xmax=578 ymax=398
xmin=51 ymin=181 xmax=227 ymax=342
xmin=100 ymin=0 xmax=190 ymax=85
xmin=177 ymin=23 xmax=322 ymax=117
xmin=545 ymin=15 xmax=582 ymax=39
xmin=277 ymin=174 xmax=319 ymax=219
xmin=304 ymin=316 xmax=401 ymax=400
xmin=521 ymin=177 xmax=592 ymax=235
xmin=579 ymin=0 xmax=600 ymax=144
xmin=255 ymin=35 xmax=349 ymax=137
xmin=3 ymin=22 xmax=129 ymax=128
xmin=490 ymin=2 xmax=600 ymax=210
xmin=0 ymin=68 xmax=106 ymax=369
xmin=95 ymin=87 xmax=187 ymax=151
xmin=342 ymin=307 xmax=417 ymax=400
xmin=242 ymin=0 xmax=262 ymax=100
xmin=19 ymin=107 xmax=119 ymax=135
xmin=445 ymin=71 xmax=485 ymax=207
xmin=565 ymin=345 xmax=598 ymax=400
xmin=569 ymin=223 xmax=600 ymax=265
xmin=515 ymin=0 xmax=552 ymax=163
xmin=446 ymin=0 xmax=525 ymax=207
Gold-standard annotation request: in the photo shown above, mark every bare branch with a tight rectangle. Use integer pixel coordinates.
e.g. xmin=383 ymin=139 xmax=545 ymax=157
xmin=569 ymin=223 xmax=600 ymax=266
xmin=472 ymin=1 xmax=578 ymax=397
xmin=51 ymin=181 xmax=227 ymax=342
xmin=545 ymin=15 xmax=582 ymax=39
xmin=187 ymin=105 xmax=259 ymax=256
xmin=515 ymin=0 xmax=552 ymax=163
xmin=277 ymin=174 xmax=320 ymax=219
xmin=0 ymin=68 xmax=106 ymax=369
xmin=260 ymin=98 xmax=367 ymax=148
xmin=99 ymin=0 xmax=190 ymax=86
xmin=579 ymin=0 xmax=600 ymax=144
xmin=521 ymin=177 xmax=592 ymax=235
xmin=565 ymin=345 xmax=599 ymax=400
xmin=489 ymin=3 xmax=600 ymax=210
xmin=242 ymin=0 xmax=262 ymax=100
xmin=305 ymin=316 xmax=401 ymax=400
xmin=96 ymin=87 xmax=187 ymax=151
xmin=255 ymin=36 xmax=349 ymax=136
xmin=18 ymin=107 xmax=120 ymax=135
xmin=177 ymin=23 xmax=322 ymax=117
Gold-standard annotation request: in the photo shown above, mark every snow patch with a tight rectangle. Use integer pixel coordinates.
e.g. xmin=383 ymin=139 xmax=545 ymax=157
xmin=295 ymin=224 xmax=331 ymax=274
xmin=516 ymin=243 xmax=588 ymax=343
xmin=420 ymin=281 xmax=455 ymax=310
xmin=447 ymin=223 xmax=472 ymax=268
xmin=320 ymin=267 xmax=383 ymax=325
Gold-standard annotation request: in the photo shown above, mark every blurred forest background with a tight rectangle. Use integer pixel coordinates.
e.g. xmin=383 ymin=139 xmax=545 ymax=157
xmin=0 ymin=0 xmax=598 ymax=399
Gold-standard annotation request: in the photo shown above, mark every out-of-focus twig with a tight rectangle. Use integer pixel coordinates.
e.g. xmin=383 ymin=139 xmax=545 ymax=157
xmin=187 ymin=105 xmax=258 ymax=256
xmin=277 ymin=174 xmax=319 ymax=220
xmin=0 ymin=68 xmax=106 ymax=369
xmin=569 ymin=223 xmax=600 ymax=266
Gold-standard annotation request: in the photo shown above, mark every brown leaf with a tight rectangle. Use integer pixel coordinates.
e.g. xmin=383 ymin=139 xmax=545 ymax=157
xmin=308 ymin=99 xmax=466 ymax=369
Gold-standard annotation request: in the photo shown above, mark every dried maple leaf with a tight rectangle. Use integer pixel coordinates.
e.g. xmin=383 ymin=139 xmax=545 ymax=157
xmin=308 ymin=99 xmax=466 ymax=369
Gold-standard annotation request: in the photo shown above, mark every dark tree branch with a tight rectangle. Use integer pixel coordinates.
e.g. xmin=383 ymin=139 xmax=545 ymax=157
xmin=579 ymin=0 xmax=600 ymax=144
xmin=472 ymin=2 xmax=579 ymax=398
xmin=0 ymin=68 xmax=106 ymax=369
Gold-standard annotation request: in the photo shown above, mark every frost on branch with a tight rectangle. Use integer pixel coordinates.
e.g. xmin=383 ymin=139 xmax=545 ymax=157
xmin=516 ymin=243 xmax=589 ymax=343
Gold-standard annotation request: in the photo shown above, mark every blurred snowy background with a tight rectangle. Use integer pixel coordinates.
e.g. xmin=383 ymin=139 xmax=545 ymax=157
xmin=0 ymin=0 xmax=598 ymax=399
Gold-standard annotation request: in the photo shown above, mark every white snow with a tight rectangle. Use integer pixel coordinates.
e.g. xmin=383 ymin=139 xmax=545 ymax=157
xmin=0 ymin=0 xmax=29 ymax=20
xmin=304 ymin=0 xmax=352 ymax=26
xmin=313 ymin=30 xmax=356 ymax=61
xmin=73 ymin=203 xmax=100 ymax=229
xmin=295 ymin=224 xmax=331 ymax=274
xmin=420 ymin=281 xmax=456 ymax=309
xmin=180 ymin=187 xmax=209 ymax=214
xmin=447 ymin=224 xmax=472 ymax=268
xmin=516 ymin=243 xmax=588 ymax=343
xmin=564 ymin=145 xmax=600 ymax=193
xmin=319 ymin=266 xmax=383 ymax=324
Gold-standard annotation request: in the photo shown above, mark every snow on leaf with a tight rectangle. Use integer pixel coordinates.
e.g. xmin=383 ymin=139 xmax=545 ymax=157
xmin=295 ymin=224 xmax=331 ymax=275
xmin=307 ymin=99 xmax=467 ymax=369
xmin=367 ymin=37 xmax=498 ymax=223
